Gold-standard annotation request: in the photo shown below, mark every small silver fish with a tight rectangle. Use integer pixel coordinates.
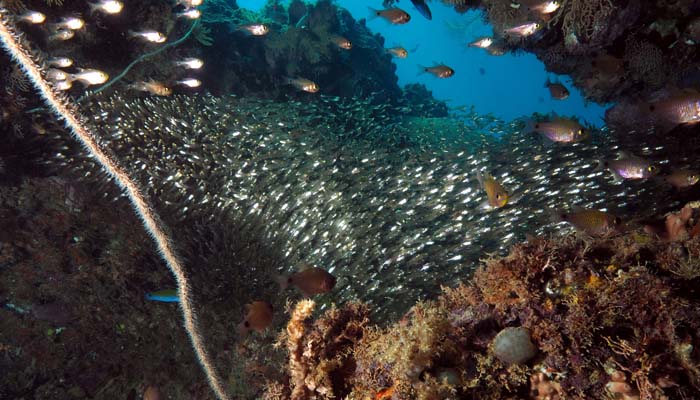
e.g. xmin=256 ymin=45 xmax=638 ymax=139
xmin=89 ymin=0 xmax=123 ymax=14
xmin=128 ymin=30 xmax=166 ymax=43
xmin=175 ymin=58 xmax=204 ymax=69
xmin=48 ymin=30 xmax=75 ymax=41
xmin=469 ymin=37 xmax=493 ymax=48
xmin=504 ymin=22 xmax=541 ymax=37
xmin=177 ymin=9 xmax=201 ymax=19
xmin=52 ymin=17 xmax=84 ymax=31
xmin=47 ymin=57 xmax=73 ymax=68
xmin=70 ymin=69 xmax=109 ymax=85
xmin=18 ymin=11 xmax=45 ymax=24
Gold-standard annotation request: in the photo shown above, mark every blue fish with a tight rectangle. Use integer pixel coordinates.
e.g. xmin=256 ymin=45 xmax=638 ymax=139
xmin=410 ymin=0 xmax=432 ymax=20
xmin=145 ymin=289 xmax=179 ymax=303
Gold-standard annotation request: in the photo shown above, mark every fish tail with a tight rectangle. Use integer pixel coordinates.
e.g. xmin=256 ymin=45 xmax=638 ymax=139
xmin=281 ymin=76 xmax=295 ymax=86
xmin=237 ymin=321 xmax=249 ymax=338
xmin=550 ymin=210 xmax=567 ymax=224
xmin=522 ymin=117 xmax=538 ymax=134
xmin=416 ymin=64 xmax=427 ymax=75
xmin=367 ymin=7 xmax=380 ymax=21
xmin=475 ymin=170 xmax=485 ymax=189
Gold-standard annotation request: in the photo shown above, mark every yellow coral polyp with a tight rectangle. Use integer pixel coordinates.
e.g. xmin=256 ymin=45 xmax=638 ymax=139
xmin=586 ymin=273 xmax=602 ymax=289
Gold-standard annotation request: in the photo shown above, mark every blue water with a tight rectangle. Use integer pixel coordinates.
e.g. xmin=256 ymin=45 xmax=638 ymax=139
xmin=237 ymin=0 xmax=607 ymax=126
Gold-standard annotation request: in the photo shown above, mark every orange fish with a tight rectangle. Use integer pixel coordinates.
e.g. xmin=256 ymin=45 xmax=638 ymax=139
xmin=284 ymin=77 xmax=319 ymax=93
xmin=476 ymin=171 xmax=509 ymax=209
xmin=276 ymin=266 xmax=336 ymax=297
xmin=386 ymin=46 xmax=408 ymax=58
xmin=418 ymin=64 xmax=454 ymax=78
xmin=128 ymin=80 xmax=172 ymax=96
xmin=556 ymin=207 xmax=621 ymax=236
xmin=331 ymin=35 xmax=352 ymax=50
xmin=661 ymin=169 xmax=700 ymax=189
xmin=368 ymin=7 xmax=411 ymax=24
xmin=237 ymin=23 xmax=269 ymax=36
xmin=545 ymin=78 xmax=569 ymax=100
xmin=375 ymin=386 xmax=394 ymax=400
xmin=237 ymin=301 xmax=273 ymax=337
xmin=647 ymin=90 xmax=700 ymax=132
xmin=525 ymin=115 xmax=587 ymax=143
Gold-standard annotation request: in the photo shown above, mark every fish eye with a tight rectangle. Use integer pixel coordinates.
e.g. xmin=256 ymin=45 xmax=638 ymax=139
xmin=577 ymin=129 xmax=583 ymax=135
xmin=648 ymin=165 xmax=657 ymax=172
xmin=496 ymin=194 xmax=502 ymax=199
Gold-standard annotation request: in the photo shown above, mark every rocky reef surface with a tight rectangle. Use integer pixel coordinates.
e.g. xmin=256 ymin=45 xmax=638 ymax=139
xmin=265 ymin=209 xmax=700 ymax=399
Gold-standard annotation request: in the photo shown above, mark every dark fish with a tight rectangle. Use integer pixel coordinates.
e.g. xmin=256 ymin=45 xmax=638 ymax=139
xmin=410 ymin=0 xmax=432 ymax=20
xmin=545 ymin=78 xmax=569 ymax=100
xmin=418 ymin=64 xmax=454 ymax=78
xmin=368 ymin=7 xmax=411 ymax=24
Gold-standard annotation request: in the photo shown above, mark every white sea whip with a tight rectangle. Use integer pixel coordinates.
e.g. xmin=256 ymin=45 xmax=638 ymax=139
xmin=0 ymin=12 xmax=229 ymax=400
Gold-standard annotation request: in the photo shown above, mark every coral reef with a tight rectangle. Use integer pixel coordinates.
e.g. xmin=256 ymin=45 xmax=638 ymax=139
xmin=0 ymin=177 xmax=208 ymax=399
xmin=447 ymin=0 xmax=700 ymax=124
xmin=266 ymin=216 xmax=700 ymax=399
xmin=198 ymin=0 xmax=402 ymax=101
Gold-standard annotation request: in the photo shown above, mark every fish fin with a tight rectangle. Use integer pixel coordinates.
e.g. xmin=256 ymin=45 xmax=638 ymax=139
xmin=540 ymin=133 xmax=555 ymax=146
xmin=475 ymin=170 xmax=485 ymax=188
xmin=274 ymin=274 xmax=290 ymax=291
xmin=416 ymin=65 xmax=427 ymax=75
xmin=479 ymin=199 xmax=494 ymax=211
xmin=367 ymin=7 xmax=380 ymax=21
